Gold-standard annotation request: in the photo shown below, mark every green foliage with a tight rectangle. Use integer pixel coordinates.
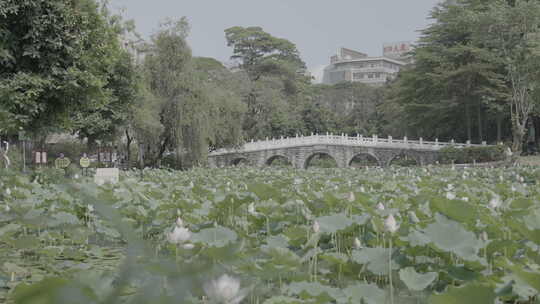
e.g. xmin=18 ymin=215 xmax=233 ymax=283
xmin=224 ymin=26 xmax=305 ymax=81
xmin=385 ymin=0 xmax=540 ymax=151
xmin=0 ymin=0 xmax=136 ymax=139
xmin=438 ymin=145 xmax=506 ymax=164
xmin=0 ymin=166 xmax=540 ymax=302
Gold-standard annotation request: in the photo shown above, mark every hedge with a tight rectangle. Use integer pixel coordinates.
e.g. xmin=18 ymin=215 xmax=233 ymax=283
xmin=438 ymin=145 xmax=507 ymax=164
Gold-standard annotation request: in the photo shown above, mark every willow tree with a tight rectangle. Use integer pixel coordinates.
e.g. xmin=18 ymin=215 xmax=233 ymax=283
xmin=141 ymin=19 xmax=245 ymax=168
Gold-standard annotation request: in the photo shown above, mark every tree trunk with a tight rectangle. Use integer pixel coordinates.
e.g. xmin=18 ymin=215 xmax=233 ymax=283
xmin=496 ymin=114 xmax=503 ymax=143
xmin=125 ymin=129 xmax=132 ymax=164
xmin=465 ymin=102 xmax=472 ymax=142
xmin=477 ymin=104 xmax=483 ymax=143
xmin=511 ymin=119 xmax=525 ymax=153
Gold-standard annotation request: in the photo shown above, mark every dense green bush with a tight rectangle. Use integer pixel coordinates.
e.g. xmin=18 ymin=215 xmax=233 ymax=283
xmin=438 ymin=145 xmax=507 ymax=164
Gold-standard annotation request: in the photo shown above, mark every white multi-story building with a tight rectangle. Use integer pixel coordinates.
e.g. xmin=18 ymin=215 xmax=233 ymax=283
xmin=322 ymin=44 xmax=410 ymax=86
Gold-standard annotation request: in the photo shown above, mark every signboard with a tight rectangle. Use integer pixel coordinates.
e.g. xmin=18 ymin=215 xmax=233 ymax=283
xmin=94 ymin=168 xmax=119 ymax=185
xmin=383 ymin=42 xmax=412 ymax=59
xmin=55 ymin=157 xmax=70 ymax=169
xmin=34 ymin=151 xmax=47 ymax=164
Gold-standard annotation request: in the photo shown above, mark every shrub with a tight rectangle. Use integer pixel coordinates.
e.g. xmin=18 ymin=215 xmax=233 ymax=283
xmin=438 ymin=145 xmax=507 ymax=164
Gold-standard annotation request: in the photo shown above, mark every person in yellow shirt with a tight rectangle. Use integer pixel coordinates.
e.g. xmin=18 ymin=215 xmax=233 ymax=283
xmin=80 ymin=153 xmax=91 ymax=176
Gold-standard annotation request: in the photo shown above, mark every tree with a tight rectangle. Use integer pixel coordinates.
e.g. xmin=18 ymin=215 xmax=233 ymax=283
xmin=139 ymin=19 xmax=246 ymax=168
xmin=225 ymin=26 xmax=305 ymax=81
xmin=224 ymin=26 xmax=310 ymax=140
xmin=0 ymin=0 xmax=135 ymax=139
xmin=473 ymin=0 xmax=540 ymax=152
xmin=386 ymin=0 xmax=509 ymax=143
xmin=192 ymin=57 xmax=247 ymax=150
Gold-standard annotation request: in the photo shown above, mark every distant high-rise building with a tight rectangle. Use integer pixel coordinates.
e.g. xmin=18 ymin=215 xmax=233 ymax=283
xmin=322 ymin=43 xmax=410 ymax=86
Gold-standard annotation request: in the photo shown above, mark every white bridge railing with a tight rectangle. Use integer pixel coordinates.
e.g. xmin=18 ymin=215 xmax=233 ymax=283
xmin=209 ymin=133 xmax=488 ymax=156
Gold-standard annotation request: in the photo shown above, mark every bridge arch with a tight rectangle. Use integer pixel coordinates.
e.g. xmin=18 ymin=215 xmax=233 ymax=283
xmin=304 ymin=151 xmax=339 ymax=169
xmin=231 ymin=157 xmax=250 ymax=167
xmin=348 ymin=152 xmax=381 ymax=167
xmin=265 ymin=154 xmax=292 ymax=166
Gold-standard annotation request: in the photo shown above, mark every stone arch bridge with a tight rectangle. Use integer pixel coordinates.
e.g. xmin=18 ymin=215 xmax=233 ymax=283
xmin=208 ymin=134 xmax=488 ymax=169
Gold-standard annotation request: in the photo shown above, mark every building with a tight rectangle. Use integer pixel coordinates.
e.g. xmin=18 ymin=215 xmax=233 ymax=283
xmin=322 ymin=44 xmax=410 ymax=86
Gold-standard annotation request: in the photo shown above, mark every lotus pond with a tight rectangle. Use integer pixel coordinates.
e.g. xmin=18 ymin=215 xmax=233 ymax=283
xmin=1 ymin=166 xmax=540 ymax=304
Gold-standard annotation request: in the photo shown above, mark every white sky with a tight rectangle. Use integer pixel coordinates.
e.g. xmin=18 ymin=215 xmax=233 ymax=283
xmin=111 ymin=0 xmax=441 ymax=82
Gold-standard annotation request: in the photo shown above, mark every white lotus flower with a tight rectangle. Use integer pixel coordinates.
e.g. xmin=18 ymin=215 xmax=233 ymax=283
xmin=176 ymin=217 xmax=184 ymax=227
xmin=353 ymin=237 xmax=362 ymax=249
xmin=446 ymin=184 xmax=454 ymax=191
xmin=167 ymin=226 xmax=191 ymax=244
xmin=488 ymin=196 xmax=501 ymax=209
xmin=87 ymin=204 xmax=94 ymax=212
xmin=385 ymin=214 xmax=399 ymax=233
xmin=5 ymin=205 xmax=10 ymax=212
xmin=376 ymin=202 xmax=385 ymax=210
xmin=5 ymin=188 xmax=10 ymax=196
xmin=312 ymin=221 xmax=320 ymax=233
xmin=204 ymin=274 xmax=245 ymax=304
xmin=446 ymin=192 xmax=456 ymax=200
xmin=359 ymin=186 xmax=365 ymax=193
xmin=247 ymin=203 xmax=257 ymax=215
xmin=183 ymin=243 xmax=194 ymax=250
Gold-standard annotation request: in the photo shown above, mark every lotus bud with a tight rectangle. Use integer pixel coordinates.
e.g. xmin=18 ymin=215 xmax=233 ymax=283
xmin=480 ymin=231 xmax=488 ymax=242
xmin=312 ymin=221 xmax=320 ymax=233
xmin=354 ymin=237 xmax=362 ymax=249
xmin=5 ymin=205 xmax=10 ymax=212
xmin=348 ymin=192 xmax=355 ymax=202
xmin=359 ymin=186 xmax=365 ymax=193
xmin=511 ymin=185 xmax=516 ymax=192
xmin=385 ymin=214 xmax=399 ymax=233
xmin=376 ymin=202 xmax=385 ymax=210
xmin=408 ymin=211 xmax=420 ymax=223
xmin=5 ymin=188 xmax=10 ymax=196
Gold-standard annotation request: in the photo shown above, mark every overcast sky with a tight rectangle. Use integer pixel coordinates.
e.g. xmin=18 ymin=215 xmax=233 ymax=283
xmin=111 ymin=0 xmax=441 ymax=81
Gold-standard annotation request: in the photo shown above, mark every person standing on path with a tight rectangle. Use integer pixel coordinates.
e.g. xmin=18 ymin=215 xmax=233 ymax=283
xmin=55 ymin=153 xmax=71 ymax=176
xmin=80 ymin=153 xmax=91 ymax=176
